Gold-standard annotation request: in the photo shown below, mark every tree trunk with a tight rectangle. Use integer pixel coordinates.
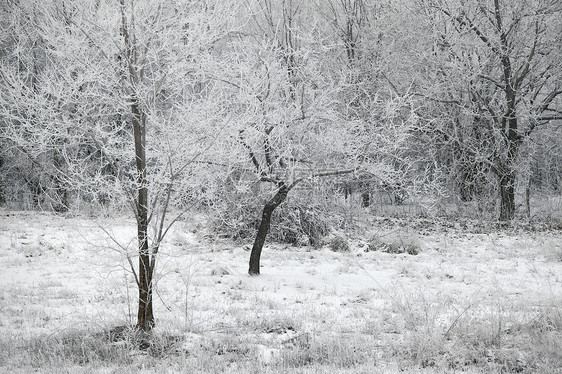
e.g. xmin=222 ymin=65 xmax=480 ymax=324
xmin=525 ymin=185 xmax=530 ymax=220
xmin=52 ymin=150 xmax=69 ymax=212
xmin=496 ymin=0 xmax=520 ymax=222
xmin=120 ymin=2 xmax=155 ymax=331
xmin=25 ymin=177 xmax=42 ymax=208
xmin=498 ymin=118 xmax=519 ymax=222
xmin=499 ymin=172 xmax=515 ymax=221
xmin=0 ymin=156 xmax=4 ymax=204
xmin=248 ymin=184 xmax=290 ymax=276
xmin=361 ymin=191 xmax=370 ymax=207
xmin=132 ymin=99 xmax=154 ymax=331
xmin=137 ymin=223 xmax=154 ymax=331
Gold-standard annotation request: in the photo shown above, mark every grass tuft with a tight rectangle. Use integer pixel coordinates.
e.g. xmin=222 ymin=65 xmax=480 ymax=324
xmin=279 ymin=334 xmax=376 ymax=368
xmin=25 ymin=328 xmax=133 ymax=367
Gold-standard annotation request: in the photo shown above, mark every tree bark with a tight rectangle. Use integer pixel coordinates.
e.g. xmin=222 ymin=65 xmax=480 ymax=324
xmin=496 ymin=0 xmax=519 ymax=221
xmin=525 ymin=185 xmax=530 ymax=220
xmin=499 ymin=172 xmax=515 ymax=221
xmin=132 ymin=98 xmax=154 ymax=331
xmin=52 ymin=150 xmax=69 ymax=213
xmin=361 ymin=191 xmax=370 ymax=207
xmin=120 ymin=0 xmax=154 ymax=331
xmin=137 ymin=229 xmax=154 ymax=331
xmin=248 ymin=184 xmax=290 ymax=276
xmin=497 ymin=118 xmax=519 ymax=221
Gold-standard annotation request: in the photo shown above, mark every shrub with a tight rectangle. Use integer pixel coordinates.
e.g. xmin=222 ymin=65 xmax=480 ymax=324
xmin=329 ymin=235 xmax=350 ymax=252
xmin=271 ymin=204 xmax=330 ymax=246
xmin=210 ymin=191 xmax=331 ymax=246
xmin=367 ymin=231 xmax=421 ymax=255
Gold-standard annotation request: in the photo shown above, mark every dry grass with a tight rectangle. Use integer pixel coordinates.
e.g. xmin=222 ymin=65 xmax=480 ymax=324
xmin=383 ymin=290 xmax=562 ymax=372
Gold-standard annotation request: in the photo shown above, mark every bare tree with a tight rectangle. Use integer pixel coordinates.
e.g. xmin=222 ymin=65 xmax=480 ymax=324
xmin=200 ymin=0 xmax=419 ymax=275
xmin=0 ymin=0 xmax=235 ymax=331
xmin=420 ymin=0 xmax=562 ymax=220
xmin=209 ymin=0 xmax=359 ymax=275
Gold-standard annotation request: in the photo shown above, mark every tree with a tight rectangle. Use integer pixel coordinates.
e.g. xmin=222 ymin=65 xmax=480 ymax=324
xmin=420 ymin=0 xmax=562 ymax=220
xmin=205 ymin=0 xmax=359 ymax=275
xmin=0 ymin=0 xmax=235 ymax=331
xmin=201 ymin=0 xmax=420 ymax=275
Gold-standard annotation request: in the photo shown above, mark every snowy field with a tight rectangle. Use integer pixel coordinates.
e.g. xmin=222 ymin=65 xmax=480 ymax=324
xmin=0 ymin=209 xmax=561 ymax=373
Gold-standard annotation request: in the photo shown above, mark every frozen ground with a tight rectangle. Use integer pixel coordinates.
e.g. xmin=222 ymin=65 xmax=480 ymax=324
xmin=0 ymin=209 xmax=561 ymax=373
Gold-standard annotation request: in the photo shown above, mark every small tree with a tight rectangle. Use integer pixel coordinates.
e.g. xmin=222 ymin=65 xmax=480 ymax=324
xmin=0 ymin=0 xmax=235 ymax=331
xmin=205 ymin=0 xmax=419 ymax=275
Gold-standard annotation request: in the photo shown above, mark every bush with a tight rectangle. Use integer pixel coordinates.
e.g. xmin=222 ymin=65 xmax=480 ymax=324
xmin=210 ymin=191 xmax=331 ymax=246
xmin=367 ymin=231 xmax=421 ymax=255
xmin=270 ymin=204 xmax=330 ymax=246
xmin=329 ymin=235 xmax=350 ymax=252
xmin=210 ymin=195 xmax=261 ymax=242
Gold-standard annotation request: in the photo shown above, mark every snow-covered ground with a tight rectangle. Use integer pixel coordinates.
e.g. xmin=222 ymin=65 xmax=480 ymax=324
xmin=0 ymin=209 xmax=561 ymax=373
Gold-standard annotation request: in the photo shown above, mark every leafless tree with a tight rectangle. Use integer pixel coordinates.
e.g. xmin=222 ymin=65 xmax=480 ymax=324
xmin=0 ymin=0 xmax=235 ymax=331
xmin=420 ymin=0 xmax=562 ymax=220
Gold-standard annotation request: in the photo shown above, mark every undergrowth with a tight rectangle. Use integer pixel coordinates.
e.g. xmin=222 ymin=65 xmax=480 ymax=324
xmin=384 ymin=290 xmax=562 ymax=373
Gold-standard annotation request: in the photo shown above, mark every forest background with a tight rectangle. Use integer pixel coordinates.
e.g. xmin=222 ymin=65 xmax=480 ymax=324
xmin=1 ymin=0 xmax=560 ymax=225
